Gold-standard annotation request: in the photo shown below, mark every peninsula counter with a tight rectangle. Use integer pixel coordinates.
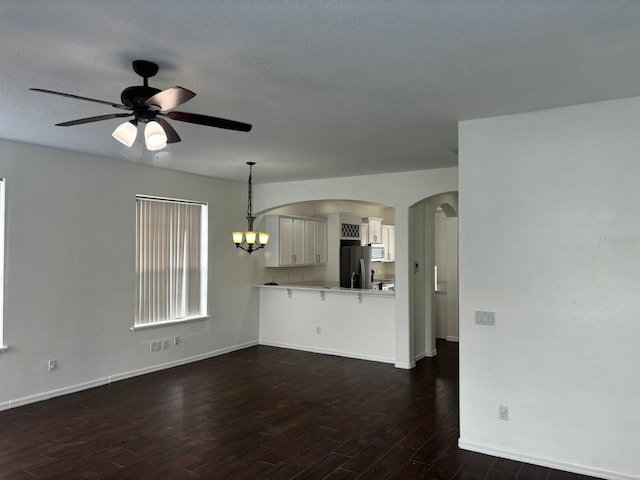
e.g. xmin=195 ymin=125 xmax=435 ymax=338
xmin=257 ymin=284 xmax=396 ymax=364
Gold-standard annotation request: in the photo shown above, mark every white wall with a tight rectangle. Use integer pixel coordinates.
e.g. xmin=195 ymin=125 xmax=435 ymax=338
xmin=0 ymin=139 xmax=258 ymax=408
xmin=410 ymin=201 xmax=426 ymax=358
xmin=458 ymin=97 xmax=640 ymax=479
xmin=255 ymin=168 xmax=458 ymax=368
xmin=445 ymin=215 xmax=459 ymax=341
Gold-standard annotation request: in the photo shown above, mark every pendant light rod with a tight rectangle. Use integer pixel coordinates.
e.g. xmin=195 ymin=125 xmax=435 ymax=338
xmin=246 ymin=161 xmax=256 ymax=229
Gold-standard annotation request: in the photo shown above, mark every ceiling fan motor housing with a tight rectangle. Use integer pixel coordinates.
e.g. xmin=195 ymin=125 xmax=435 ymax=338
xmin=120 ymin=86 xmax=161 ymax=111
xmin=123 ymin=60 xmax=162 ymax=115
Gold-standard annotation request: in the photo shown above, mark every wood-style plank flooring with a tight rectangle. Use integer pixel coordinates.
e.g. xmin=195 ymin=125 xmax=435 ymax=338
xmin=0 ymin=340 xmax=596 ymax=479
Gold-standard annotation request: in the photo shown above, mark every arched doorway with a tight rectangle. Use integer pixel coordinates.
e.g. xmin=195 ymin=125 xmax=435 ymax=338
xmin=409 ymin=192 xmax=458 ymax=360
xmin=434 ymin=203 xmax=459 ymax=342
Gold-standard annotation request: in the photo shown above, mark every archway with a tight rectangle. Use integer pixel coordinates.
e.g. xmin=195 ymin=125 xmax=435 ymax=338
xmin=409 ymin=192 xmax=458 ymax=361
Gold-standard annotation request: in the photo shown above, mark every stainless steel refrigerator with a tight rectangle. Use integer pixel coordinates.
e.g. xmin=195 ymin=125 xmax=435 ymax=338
xmin=339 ymin=245 xmax=372 ymax=289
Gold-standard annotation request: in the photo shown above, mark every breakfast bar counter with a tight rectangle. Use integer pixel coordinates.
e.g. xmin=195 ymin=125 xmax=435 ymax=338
xmin=256 ymin=283 xmax=396 ymax=364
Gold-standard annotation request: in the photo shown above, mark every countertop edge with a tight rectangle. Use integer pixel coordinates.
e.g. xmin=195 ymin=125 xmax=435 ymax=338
xmin=255 ymin=284 xmax=395 ymax=297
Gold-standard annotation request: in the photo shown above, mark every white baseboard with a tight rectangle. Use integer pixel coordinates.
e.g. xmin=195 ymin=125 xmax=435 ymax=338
xmin=0 ymin=341 xmax=258 ymax=412
xmin=394 ymin=361 xmax=416 ymax=369
xmin=446 ymin=336 xmax=459 ymax=342
xmin=259 ymin=339 xmax=395 ymax=365
xmin=8 ymin=377 xmax=112 ymax=410
xmin=412 ymin=349 xmax=437 ymax=363
xmin=110 ymin=340 xmax=258 ymax=383
xmin=458 ymin=438 xmax=639 ymax=480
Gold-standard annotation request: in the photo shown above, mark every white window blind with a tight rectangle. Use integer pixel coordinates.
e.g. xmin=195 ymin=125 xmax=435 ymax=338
xmin=0 ymin=179 xmax=5 ymax=351
xmin=135 ymin=196 xmax=208 ymax=329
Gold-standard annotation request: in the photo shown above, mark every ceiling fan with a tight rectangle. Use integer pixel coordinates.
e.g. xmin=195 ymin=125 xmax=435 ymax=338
xmin=31 ymin=59 xmax=252 ymax=151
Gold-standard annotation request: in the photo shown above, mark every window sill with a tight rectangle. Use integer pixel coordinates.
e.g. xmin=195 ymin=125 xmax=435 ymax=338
xmin=130 ymin=315 xmax=209 ymax=332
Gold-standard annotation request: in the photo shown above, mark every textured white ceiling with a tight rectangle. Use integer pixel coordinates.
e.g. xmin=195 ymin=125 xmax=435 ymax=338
xmin=1 ymin=1 xmax=640 ymax=182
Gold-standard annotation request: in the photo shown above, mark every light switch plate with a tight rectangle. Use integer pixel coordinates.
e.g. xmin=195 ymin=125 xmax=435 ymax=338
xmin=475 ymin=310 xmax=496 ymax=326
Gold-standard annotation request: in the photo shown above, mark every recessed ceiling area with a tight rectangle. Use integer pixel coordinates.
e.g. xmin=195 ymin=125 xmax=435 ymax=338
xmin=2 ymin=1 xmax=640 ymax=183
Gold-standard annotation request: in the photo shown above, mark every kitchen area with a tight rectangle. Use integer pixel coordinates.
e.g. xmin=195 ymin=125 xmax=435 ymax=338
xmin=254 ymin=201 xmax=397 ymax=364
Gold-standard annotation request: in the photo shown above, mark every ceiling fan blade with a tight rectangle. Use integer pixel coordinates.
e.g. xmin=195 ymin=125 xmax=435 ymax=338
xmin=154 ymin=117 xmax=181 ymax=144
xmin=30 ymin=88 xmax=129 ymax=111
xmin=56 ymin=113 xmax=133 ymax=126
xmin=145 ymin=86 xmax=195 ymax=111
xmin=164 ymin=111 xmax=252 ymax=132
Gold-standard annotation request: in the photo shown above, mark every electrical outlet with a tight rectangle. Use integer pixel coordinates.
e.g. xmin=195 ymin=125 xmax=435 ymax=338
xmin=48 ymin=359 xmax=57 ymax=372
xmin=316 ymin=326 xmax=322 ymax=335
xmin=499 ymin=405 xmax=509 ymax=421
xmin=162 ymin=339 xmax=169 ymax=350
xmin=173 ymin=336 xmax=180 ymax=345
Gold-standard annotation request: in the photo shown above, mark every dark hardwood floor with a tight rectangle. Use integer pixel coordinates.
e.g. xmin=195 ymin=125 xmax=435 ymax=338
xmin=0 ymin=340 xmax=596 ymax=479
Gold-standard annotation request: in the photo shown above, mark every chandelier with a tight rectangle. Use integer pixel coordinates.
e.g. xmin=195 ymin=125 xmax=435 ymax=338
xmin=232 ymin=162 xmax=269 ymax=253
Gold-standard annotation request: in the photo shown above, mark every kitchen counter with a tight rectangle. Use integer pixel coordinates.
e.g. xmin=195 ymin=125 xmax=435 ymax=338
xmin=257 ymin=283 xmax=394 ymax=296
xmin=257 ymin=282 xmax=396 ymax=364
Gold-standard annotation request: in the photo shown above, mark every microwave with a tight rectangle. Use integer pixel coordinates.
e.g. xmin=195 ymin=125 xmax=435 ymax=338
xmin=370 ymin=243 xmax=385 ymax=262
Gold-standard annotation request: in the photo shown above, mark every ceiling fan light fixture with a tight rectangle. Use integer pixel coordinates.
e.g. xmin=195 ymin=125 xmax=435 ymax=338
xmin=112 ymin=120 xmax=138 ymax=147
xmin=144 ymin=120 xmax=167 ymax=150
xmin=32 ymin=60 xmax=252 ymax=153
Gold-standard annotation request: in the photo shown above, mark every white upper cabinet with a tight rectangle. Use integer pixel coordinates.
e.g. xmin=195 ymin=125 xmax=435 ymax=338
xmin=304 ymin=220 xmax=317 ymax=264
xmin=264 ymin=215 xmax=327 ymax=267
xmin=381 ymin=224 xmax=395 ymax=262
xmin=360 ymin=224 xmax=369 ymax=246
xmin=315 ymin=220 xmax=327 ymax=264
xmin=292 ymin=218 xmax=305 ymax=265
xmin=304 ymin=219 xmax=326 ymax=264
xmin=363 ymin=217 xmax=383 ymax=244
xmin=276 ymin=217 xmax=304 ymax=266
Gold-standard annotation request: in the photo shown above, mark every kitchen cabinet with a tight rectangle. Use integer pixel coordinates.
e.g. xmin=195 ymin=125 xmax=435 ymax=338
xmin=339 ymin=212 xmax=362 ymax=241
xmin=360 ymin=224 xmax=369 ymax=246
xmin=304 ymin=219 xmax=327 ymax=264
xmin=363 ymin=217 xmax=383 ymax=244
xmin=381 ymin=225 xmax=395 ymax=262
xmin=264 ymin=215 xmax=326 ymax=267
xmin=282 ymin=217 xmax=305 ymax=266
xmin=316 ymin=220 xmax=327 ymax=264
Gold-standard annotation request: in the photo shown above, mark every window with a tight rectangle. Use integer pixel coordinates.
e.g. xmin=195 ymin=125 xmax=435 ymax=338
xmin=134 ymin=195 xmax=208 ymax=330
xmin=0 ymin=179 xmax=5 ymax=351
